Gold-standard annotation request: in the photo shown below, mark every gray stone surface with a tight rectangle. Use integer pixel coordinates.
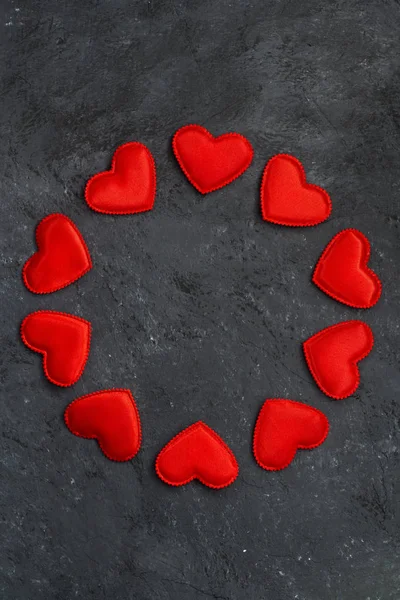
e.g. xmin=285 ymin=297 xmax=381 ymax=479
xmin=1 ymin=0 xmax=399 ymax=598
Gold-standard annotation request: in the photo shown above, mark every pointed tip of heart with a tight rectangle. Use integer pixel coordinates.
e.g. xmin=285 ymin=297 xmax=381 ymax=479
xmin=20 ymin=310 xmax=91 ymax=387
xmin=172 ymin=124 xmax=254 ymax=194
xmin=312 ymin=228 xmax=382 ymax=308
xmin=253 ymin=399 xmax=330 ymax=471
xmin=260 ymin=154 xmax=332 ymax=227
xmin=303 ymin=320 xmax=374 ymax=399
xmin=155 ymin=420 xmax=239 ymax=489
xmin=85 ymin=141 xmax=156 ymax=215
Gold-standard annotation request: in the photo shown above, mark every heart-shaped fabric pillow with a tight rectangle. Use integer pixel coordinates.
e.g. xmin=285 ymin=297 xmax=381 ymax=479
xmin=253 ymin=399 xmax=329 ymax=471
xmin=21 ymin=311 xmax=91 ymax=387
xmin=23 ymin=213 xmax=92 ymax=294
xmin=303 ymin=320 xmax=374 ymax=399
xmin=85 ymin=142 xmax=156 ymax=215
xmin=172 ymin=124 xmax=253 ymax=194
xmin=155 ymin=421 xmax=239 ymax=488
xmin=261 ymin=154 xmax=332 ymax=226
xmin=313 ymin=229 xmax=382 ymax=308
xmin=64 ymin=389 xmax=141 ymax=461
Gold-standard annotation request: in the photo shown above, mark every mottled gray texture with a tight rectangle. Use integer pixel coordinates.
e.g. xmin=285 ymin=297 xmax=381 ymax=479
xmin=1 ymin=0 xmax=400 ymax=598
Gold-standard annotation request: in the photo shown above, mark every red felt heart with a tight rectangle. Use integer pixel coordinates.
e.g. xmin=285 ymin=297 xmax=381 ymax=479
xmin=303 ymin=320 xmax=374 ymax=399
xmin=64 ymin=389 xmax=141 ymax=462
xmin=155 ymin=421 xmax=239 ymax=489
xmin=23 ymin=213 xmax=92 ymax=294
xmin=85 ymin=142 xmax=156 ymax=215
xmin=253 ymin=399 xmax=329 ymax=471
xmin=313 ymin=229 xmax=382 ymax=308
xmin=21 ymin=311 xmax=91 ymax=387
xmin=172 ymin=124 xmax=253 ymax=194
xmin=260 ymin=154 xmax=332 ymax=226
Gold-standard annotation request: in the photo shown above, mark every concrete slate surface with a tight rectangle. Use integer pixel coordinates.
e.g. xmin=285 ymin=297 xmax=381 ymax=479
xmin=0 ymin=0 xmax=399 ymax=598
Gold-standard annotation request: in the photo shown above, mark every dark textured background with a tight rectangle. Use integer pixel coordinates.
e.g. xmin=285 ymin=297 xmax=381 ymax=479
xmin=1 ymin=0 xmax=399 ymax=598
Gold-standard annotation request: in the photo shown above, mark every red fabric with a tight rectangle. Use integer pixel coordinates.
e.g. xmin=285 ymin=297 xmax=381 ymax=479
xmin=313 ymin=228 xmax=382 ymax=308
xmin=23 ymin=213 xmax=92 ymax=294
xmin=64 ymin=389 xmax=141 ymax=462
xmin=21 ymin=311 xmax=91 ymax=387
xmin=155 ymin=421 xmax=239 ymax=489
xmin=85 ymin=142 xmax=156 ymax=215
xmin=172 ymin=124 xmax=253 ymax=194
xmin=253 ymin=399 xmax=329 ymax=471
xmin=303 ymin=320 xmax=374 ymax=399
xmin=260 ymin=154 xmax=332 ymax=226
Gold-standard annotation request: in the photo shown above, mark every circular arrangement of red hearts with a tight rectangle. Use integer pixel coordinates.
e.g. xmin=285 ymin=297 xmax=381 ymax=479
xmin=21 ymin=123 xmax=382 ymax=489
